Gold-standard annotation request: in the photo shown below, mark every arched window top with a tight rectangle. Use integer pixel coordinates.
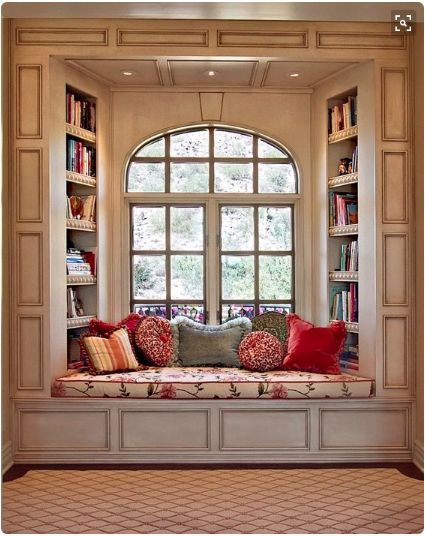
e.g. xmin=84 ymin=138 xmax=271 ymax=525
xmin=126 ymin=126 xmax=298 ymax=194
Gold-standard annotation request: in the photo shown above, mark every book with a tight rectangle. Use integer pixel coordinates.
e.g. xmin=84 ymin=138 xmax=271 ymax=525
xmin=67 ymin=262 xmax=92 ymax=275
xmin=66 ymin=91 xmax=96 ymax=133
xmin=328 ymin=96 xmax=357 ymax=134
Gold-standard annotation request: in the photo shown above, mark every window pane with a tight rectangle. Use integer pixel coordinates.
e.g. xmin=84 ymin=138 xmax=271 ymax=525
xmin=134 ymin=304 xmax=167 ymax=318
xmin=222 ymin=304 xmax=255 ymax=322
xmin=171 ymin=255 xmax=203 ymax=300
xmin=127 ymin=162 xmax=165 ymax=192
xmin=222 ymin=255 xmax=254 ymax=300
xmin=136 ymin=138 xmax=165 ymax=157
xmin=260 ymin=304 xmax=292 ymax=314
xmin=132 ymin=206 xmax=165 ymax=250
xmin=133 ymin=255 xmax=166 ymax=299
xmin=258 ymin=207 xmax=292 ymax=251
xmin=170 ymin=130 xmax=209 ymax=157
xmin=214 ymin=130 xmax=253 ymax=157
xmin=258 ymin=139 xmax=287 ymax=158
xmin=171 ymin=207 xmax=203 ymax=251
xmin=215 ymin=163 xmax=253 ymax=193
xmin=258 ymin=163 xmax=296 ymax=193
xmin=221 ymin=206 xmax=254 ymax=251
xmin=170 ymin=163 xmax=209 ymax=192
xmin=259 ymin=256 xmax=292 ymax=300
xmin=172 ymin=304 xmax=204 ymax=323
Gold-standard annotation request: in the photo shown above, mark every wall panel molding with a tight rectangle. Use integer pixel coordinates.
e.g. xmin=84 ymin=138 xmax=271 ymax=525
xmin=217 ymin=30 xmax=308 ymax=48
xmin=16 ymin=315 xmax=43 ymax=390
xmin=117 ymin=29 xmax=208 ymax=47
xmin=16 ymin=28 xmax=108 ymax=46
xmin=383 ymin=315 xmax=409 ymax=389
xmin=382 ymin=68 xmax=408 ymax=141
xmin=16 ymin=232 xmax=43 ymax=306
xmin=16 ymin=148 xmax=43 ymax=223
xmin=317 ymin=32 xmax=406 ymax=49
xmin=16 ymin=65 xmax=42 ymax=139
xmin=383 ymin=233 xmax=409 ymax=306
xmin=382 ymin=151 xmax=408 ymax=223
xmin=199 ymin=93 xmax=224 ymax=120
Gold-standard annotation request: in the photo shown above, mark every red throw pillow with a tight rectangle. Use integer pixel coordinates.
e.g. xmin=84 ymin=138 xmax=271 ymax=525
xmin=135 ymin=316 xmax=174 ymax=367
xmin=238 ymin=331 xmax=283 ymax=372
xmin=282 ymin=314 xmax=345 ymax=374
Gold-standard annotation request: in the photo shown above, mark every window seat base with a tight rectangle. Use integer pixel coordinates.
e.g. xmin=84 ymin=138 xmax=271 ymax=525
xmin=53 ymin=367 xmax=373 ymax=399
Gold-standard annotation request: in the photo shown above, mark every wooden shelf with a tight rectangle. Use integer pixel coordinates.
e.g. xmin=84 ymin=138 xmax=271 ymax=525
xmin=329 ymin=224 xmax=358 ymax=236
xmin=67 ymin=275 xmax=96 ymax=285
xmin=66 ymin=218 xmax=96 ymax=232
xmin=66 ymin=170 xmax=96 ymax=188
xmin=328 ymin=125 xmax=358 ymax=144
xmin=67 ymin=315 xmax=96 ymax=330
xmin=66 ymin=123 xmax=96 ymax=143
xmin=329 ymin=271 xmax=359 ymax=282
xmin=328 ymin=172 xmax=358 ymax=188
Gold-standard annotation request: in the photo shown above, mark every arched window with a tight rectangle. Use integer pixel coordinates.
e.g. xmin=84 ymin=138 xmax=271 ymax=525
xmin=126 ymin=126 xmax=298 ymax=323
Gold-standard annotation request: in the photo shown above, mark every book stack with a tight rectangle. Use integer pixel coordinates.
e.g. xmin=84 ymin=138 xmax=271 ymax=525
xmin=66 ymin=139 xmax=96 ymax=176
xmin=340 ymin=344 xmax=359 ymax=371
xmin=340 ymin=240 xmax=358 ymax=271
xmin=66 ymin=92 xmax=96 ymax=132
xmin=330 ymin=283 xmax=358 ymax=322
xmin=67 ymin=288 xmax=84 ymax=318
xmin=66 ymin=195 xmax=96 ymax=222
xmin=66 ymin=248 xmax=97 ymax=276
xmin=329 ymin=192 xmax=358 ymax=227
xmin=351 ymin=145 xmax=358 ymax=173
xmin=328 ymin=96 xmax=357 ymax=133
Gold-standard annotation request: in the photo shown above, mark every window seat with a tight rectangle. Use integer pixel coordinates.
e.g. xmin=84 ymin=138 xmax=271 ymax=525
xmin=53 ymin=367 xmax=373 ymax=399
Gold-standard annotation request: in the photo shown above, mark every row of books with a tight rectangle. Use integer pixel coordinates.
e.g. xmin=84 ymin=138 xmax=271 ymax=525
xmin=67 ymin=248 xmax=97 ymax=276
xmin=67 ymin=287 xmax=85 ymax=318
xmin=329 ymin=192 xmax=358 ymax=227
xmin=66 ymin=92 xmax=96 ymax=133
xmin=339 ymin=240 xmax=358 ymax=272
xmin=67 ymin=139 xmax=96 ymax=177
xmin=66 ymin=195 xmax=96 ymax=222
xmin=340 ymin=344 xmax=359 ymax=370
xmin=330 ymin=283 xmax=358 ymax=323
xmin=328 ymin=96 xmax=357 ymax=133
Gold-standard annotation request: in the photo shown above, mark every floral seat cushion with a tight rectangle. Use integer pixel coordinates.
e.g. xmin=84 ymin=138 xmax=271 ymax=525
xmin=53 ymin=367 xmax=373 ymax=399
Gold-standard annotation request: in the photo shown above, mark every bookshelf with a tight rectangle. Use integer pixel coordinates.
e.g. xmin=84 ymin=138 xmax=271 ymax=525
xmin=327 ymin=89 xmax=359 ymax=374
xmin=65 ymin=85 xmax=98 ymax=368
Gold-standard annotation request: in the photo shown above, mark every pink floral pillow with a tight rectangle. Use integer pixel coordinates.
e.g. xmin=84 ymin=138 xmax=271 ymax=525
xmin=135 ymin=316 xmax=174 ymax=367
xmin=238 ymin=331 xmax=282 ymax=372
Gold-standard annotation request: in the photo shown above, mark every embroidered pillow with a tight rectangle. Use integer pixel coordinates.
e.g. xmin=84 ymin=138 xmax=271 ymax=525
xmin=239 ymin=331 xmax=283 ymax=372
xmin=283 ymin=314 xmax=345 ymax=374
xmin=83 ymin=328 xmax=140 ymax=375
xmin=135 ymin=316 xmax=174 ymax=367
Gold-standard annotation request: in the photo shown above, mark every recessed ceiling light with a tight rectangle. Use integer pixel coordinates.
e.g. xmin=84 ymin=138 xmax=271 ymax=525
xmin=289 ymin=72 xmax=300 ymax=78
xmin=121 ymin=70 xmax=135 ymax=76
xmin=205 ymin=70 xmax=218 ymax=77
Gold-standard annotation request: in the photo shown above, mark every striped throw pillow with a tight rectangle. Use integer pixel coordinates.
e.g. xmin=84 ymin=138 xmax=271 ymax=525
xmin=84 ymin=328 xmax=139 ymax=375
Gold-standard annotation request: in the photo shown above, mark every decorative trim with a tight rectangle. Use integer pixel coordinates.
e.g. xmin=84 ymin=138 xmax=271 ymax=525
xmin=217 ymin=30 xmax=308 ymax=48
xmin=16 ymin=65 xmax=42 ymax=139
xmin=117 ymin=29 xmax=208 ymax=47
xmin=382 ymin=151 xmax=408 ymax=223
xmin=16 ymin=28 xmax=108 ymax=46
xmin=67 ymin=315 xmax=96 ymax=330
xmin=413 ymin=440 xmax=424 ymax=472
xmin=199 ymin=93 xmax=224 ymax=121
xmin=383 ymin=233 xmax=408 ymax=306
xmin=328 ymin=172 xmax=358 ymax=188
xmin=167 ymin=60 xmax=258 ymax=88
xmin=65 ymin=123 xmax=96 ymax=143
xmin=66 ymin=219 xmax=96 ymax=232
xmin=328 ymin=125 xmax=358 ymax=144
xmin=329 ymin=271 xmax=358 ymax=282
xmin=330 ymin=320 xmax=359 ymax=333
xmin=316 ymin=32 xmax=406 ymax=50
xmin=17 ymin=232 xmax=43 ymax=306
xmin=66 ymin=170 xmax=96 ymax=188
xmin=383 ymin=315 xmax=409 ymax=389
xmin=17 ymin=314 xmax=44 ymax=390
xmin=2 ymin=440 xmax=13 ymax=474
xmin=381 ymin=68 xmax=408 ymax=141
xmin=67 ymin=275 xmax=97 ymax=286
xmin=329 ymin=224 xmax=358 ymax=236
xmin=16 ymin=148 xmax=43 ymax=222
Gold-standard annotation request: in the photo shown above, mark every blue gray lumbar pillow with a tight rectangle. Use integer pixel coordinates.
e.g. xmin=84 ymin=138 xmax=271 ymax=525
xmin=171 ymin=316 xmax=252 ymax=367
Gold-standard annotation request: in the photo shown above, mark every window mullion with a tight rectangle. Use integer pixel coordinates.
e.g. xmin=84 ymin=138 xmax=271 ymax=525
xmin=254 ymin=205 xmax=260 ymax=316
xmin=165 ymin=135 xmax=171 ymax=193
xmin=165 ymin=205 xmax=171 ymax=318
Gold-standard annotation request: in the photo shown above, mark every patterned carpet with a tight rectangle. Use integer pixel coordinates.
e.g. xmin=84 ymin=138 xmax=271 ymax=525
xmin=2 ymin=465 xmax=423 ymax=534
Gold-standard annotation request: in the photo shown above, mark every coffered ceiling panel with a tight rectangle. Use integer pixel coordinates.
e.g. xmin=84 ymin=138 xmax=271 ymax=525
xmin=168 ymin=60 xmax=258 ymax=87
xmin=262 ymin=61 xmax=356 ymax=88
xmin=67 ymin=59 xmax=162 ymax=86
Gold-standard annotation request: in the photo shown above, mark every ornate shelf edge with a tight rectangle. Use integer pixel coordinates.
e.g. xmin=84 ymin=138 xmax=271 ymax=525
xmin=331 ymin=319 xmax=359 ymax=333
xmin=67 ymin=275 xmax=97 ymax=285
xmin=329 ymin=271 xmax=359 ymax=282
xmin=66 ymin=219 xmax=97 ymax=232
xmin=329 ymin=224 xmax=358 ymax=236
xmin=328 ymin=172 xmax=358 ymax=188
xmin=67 ymin=315 xmax=96 ymax=330
xmin=66 ymin=170 xmax=96 ymax=187
xmin=328 ymin=125 xmax=358 ymax=144
xmin=65 ymin=123 xmax=96 ymax=143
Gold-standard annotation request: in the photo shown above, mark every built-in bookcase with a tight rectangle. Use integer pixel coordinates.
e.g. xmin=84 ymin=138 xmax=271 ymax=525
xmin=65 ymin=85 xmax=98 ymax=368
xmin=327 ymin=88 xmax=359 ymax=374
